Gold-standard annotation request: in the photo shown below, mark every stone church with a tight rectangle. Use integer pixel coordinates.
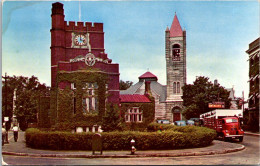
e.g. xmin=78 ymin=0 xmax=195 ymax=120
xmin=121 ymin=13 xmax=187 ymax=123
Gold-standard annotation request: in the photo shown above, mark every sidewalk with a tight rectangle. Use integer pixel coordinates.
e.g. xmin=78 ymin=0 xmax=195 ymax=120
xmin=2 ymin=131 xmax=245 ymax=158
xmin=244 ymin=131 xmax=260 ymax=137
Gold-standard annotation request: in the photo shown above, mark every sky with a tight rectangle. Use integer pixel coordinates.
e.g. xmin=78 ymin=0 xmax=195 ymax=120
xmin=2 ymin=0 xmax=259 ymax=100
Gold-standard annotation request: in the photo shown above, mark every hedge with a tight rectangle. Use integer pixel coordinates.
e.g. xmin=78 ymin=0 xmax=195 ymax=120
xmin=25 ymin=126 xmax=216 ymax=150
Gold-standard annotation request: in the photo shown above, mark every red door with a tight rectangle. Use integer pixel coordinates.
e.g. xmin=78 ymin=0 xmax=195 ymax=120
xmin=173 ymin=113 xmax=181 ymax=122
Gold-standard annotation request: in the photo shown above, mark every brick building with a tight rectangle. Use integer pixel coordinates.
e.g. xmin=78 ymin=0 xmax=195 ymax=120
xmin=246 ymin=37 xmax=259 ymax=130
xmin=47 ymin=2 xmax=120 ymax=127
xmin=50 ymin=2 xmax=120 ymax=103
xmin=121 ymin=72 xmax=166 ymax=121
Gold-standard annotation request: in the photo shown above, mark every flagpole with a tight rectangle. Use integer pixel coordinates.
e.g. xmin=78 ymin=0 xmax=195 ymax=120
xmin=79 ymin=0 xmax=81 ymax=22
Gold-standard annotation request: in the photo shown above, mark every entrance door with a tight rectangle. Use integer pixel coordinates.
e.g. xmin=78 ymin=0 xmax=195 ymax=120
xmin=173 ymin=112 xmax=181 ymax=122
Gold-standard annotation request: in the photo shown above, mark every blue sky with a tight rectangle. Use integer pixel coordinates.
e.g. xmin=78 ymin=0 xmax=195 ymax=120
xmin=2 ymin=0 xmax=259 ymax=99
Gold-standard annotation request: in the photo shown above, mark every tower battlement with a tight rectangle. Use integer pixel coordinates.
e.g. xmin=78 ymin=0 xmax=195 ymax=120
xmin=51 ymin=2 xmax=64 ymax=15
xmin=65 ymin=21 xmax=103 ymax=32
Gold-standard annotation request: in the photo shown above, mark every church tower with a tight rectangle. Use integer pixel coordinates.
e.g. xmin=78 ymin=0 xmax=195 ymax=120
xmin=165 ymin=13 xmax=186 ymax=122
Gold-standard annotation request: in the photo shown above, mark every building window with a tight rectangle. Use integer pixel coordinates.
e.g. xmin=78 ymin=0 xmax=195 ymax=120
xmin=125 ymin=107 xmax=143 ymax=122
xmin=71 ymin=83 xmax=76 ymax=89
xmin=172 ymin=44 xmax=180 ymax=61
xmin=173 ymin=82 xmax=177 ymax=94
xmin=177 ymin=82 xmax=180 ymax=93
xmin=82 ymin=83 xmax=98 ymax=113
xmin=173 ymin=82 xmax=181 ymax=94
xmin=73 ymin=97 xmax=76 ymax=114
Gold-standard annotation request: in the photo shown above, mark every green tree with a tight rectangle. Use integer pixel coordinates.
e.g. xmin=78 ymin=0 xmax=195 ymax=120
xmin=182 ymin=76 xmax=231 ymax=119
xmin=119 ymin=80 xmax=133 ymax=90
xmin=2 ymin=74 xmax=49 ymax=130
xmin=101 ymin=104 xmax=123 ymax=132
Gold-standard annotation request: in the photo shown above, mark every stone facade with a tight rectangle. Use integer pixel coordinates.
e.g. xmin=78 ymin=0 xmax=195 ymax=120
xmin=165 ymin=14 xmax=187 ymax=121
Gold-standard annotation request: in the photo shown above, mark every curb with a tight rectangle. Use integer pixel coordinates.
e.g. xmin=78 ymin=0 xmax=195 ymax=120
xmin=2 ymin=145 xmax=245 ymax=158
xmin=244 ymin=132 xmax=260 ymax=137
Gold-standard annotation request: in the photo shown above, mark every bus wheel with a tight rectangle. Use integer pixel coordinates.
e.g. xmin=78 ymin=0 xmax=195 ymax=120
xmin=238 ymin=137 xmax=243 ymax=142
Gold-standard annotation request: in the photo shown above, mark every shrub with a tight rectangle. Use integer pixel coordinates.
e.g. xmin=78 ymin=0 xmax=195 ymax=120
xmin=101 ymin=104 xmax=123 ymax=132
xmin=25 ymin=126 xmax=216 ymax=150
xmin=147 ymin=122 xmax=178 ymax=131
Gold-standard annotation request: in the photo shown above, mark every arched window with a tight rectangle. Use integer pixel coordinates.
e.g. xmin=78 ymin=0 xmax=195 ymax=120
xmin=173 ymin=82 xmax=177 ymax=94
xmin=173 ymin=82 xmax=181 ymax=94
xmin=177 ymin=82 xmax=180 ymax=93
xmin=172 ymin=44 xmax=180 ymax=61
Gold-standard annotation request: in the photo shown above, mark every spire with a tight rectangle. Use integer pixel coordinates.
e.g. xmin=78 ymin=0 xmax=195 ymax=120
xmin=170 ymin=13 xmax=183 ymax=37
xmin=166 ymin=26 xmax=170 ymax=31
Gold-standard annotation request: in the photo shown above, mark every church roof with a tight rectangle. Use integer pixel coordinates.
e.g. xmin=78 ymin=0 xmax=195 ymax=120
xmin=138 ymin=71 xmax=158 ymax=80
xmin=120 ymin=94 xmax=151 ymax=103
xmin=120 ymin=80 xmax=167 ymax=102
xmin=170 ymin=13 xmax=183 ymax=37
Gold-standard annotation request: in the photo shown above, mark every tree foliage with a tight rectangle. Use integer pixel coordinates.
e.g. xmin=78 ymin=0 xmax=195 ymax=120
xmin=182 ymin=76 xmax=231 ymax=119
xmin=119 ymin=80 xmax=133 ymax=90
xmin=2 ymin=75 xmax=49 ymax=130
xmin=101 ymin=104 xmax=123 ymax=132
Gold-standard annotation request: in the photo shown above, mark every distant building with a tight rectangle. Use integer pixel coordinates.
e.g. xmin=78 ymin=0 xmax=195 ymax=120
xmin=226 ymin=87 xmax=238 ymax=109
xmin=214 ymin=79 xmax=241 ymax=110
xmin=120 ymin=81 xmax=154 ymax=125
xmin=121 ymin=71 xmax=166 ymax=121
xmin=246 ymin=37 xmax=259 ymax=129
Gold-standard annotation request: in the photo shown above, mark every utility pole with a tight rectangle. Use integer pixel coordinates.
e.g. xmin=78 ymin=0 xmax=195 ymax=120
xmin=242 ymin=91 xmax=245 ymax=112
xmin=2 ymin=72 xmax=9 ymax=143
xmin=3 ymin=73 xmax=7 ymax=120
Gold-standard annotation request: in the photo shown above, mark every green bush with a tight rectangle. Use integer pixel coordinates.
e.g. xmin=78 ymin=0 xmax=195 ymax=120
xmin=147 ymin=122 xmax=178 ymax=131
xmin=25 ymin=126 xmax=216 ymax=150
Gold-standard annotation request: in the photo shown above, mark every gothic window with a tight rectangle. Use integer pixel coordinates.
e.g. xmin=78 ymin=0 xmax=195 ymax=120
xmin=125 ymin=107 xmax=143 ymax=122
xmin=172 ymin=44 xmax=180 ymax=61
xmin=82 ymin=83 xmax=98 ymax=113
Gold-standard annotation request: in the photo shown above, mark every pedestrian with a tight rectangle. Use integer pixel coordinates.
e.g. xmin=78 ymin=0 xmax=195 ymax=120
xmin=1 ymin=124 xmax=8 ymax=165
xmin=2 ymin=125 xmax=6 ymax=146
xmin=13 ymin=125 xmax=19 ymax=142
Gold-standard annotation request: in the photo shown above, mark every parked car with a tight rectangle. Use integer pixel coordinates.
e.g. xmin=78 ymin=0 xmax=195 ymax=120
xmin=186 ymin=120 xmax=195 ymax=126
xmin=189 ymin=118 xmax=201 ymax=126
xmin=174 ymin=120 xmax=186 ymax=126
xmin=157 ymin=119 xmax=170 ymax=124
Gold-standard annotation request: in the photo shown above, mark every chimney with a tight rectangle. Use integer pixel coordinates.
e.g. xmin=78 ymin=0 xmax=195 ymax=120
xmin=145 ymin=81 xmax=151 ymax=95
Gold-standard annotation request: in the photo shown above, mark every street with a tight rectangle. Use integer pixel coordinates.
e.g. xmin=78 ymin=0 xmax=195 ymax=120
xmin=2 ymin=132 xmax=259 ymax=165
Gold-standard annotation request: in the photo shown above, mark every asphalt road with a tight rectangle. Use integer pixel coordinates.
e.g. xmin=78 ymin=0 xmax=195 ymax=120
xmin=2 ymin=134 xmax=259 ymax=165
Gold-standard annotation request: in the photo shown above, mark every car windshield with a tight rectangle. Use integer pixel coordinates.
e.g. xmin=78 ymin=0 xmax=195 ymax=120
xmin=225 ymin=118 xmax=238 ymax=123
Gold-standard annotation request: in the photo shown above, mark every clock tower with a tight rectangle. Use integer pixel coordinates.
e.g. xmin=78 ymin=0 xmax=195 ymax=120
xmin=165 ymin=13 xmax=186 ymax=122
xmin=50 ymin=2 xmax=120 ymax=104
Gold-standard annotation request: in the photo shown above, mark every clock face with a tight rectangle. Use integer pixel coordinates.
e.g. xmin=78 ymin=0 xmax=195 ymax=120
xmin=74 ymin=34 xmax=87 ymax=46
